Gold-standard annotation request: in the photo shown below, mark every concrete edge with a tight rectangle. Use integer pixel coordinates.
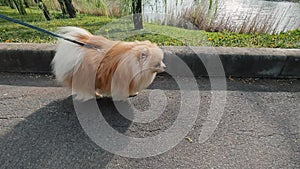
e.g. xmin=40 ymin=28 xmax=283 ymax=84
xmin=0 ymin=43 xmax=299 ymax=78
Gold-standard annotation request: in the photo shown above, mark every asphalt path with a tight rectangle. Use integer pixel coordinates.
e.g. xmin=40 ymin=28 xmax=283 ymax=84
xmin=0 ymin=73 xmax=299 ymax=169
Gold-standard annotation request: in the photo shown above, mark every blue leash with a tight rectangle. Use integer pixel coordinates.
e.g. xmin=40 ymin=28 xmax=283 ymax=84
xmin=0 ymin=13 xmax=93 ymax=48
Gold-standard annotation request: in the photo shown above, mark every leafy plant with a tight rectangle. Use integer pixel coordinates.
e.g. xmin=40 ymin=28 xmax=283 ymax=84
xmin=0 ymin=6 xmax=299 ymax=49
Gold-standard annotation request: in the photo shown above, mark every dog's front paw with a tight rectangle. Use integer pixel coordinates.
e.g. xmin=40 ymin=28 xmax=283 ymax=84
xmin=95 ymin=91 xmax=103 ymax=100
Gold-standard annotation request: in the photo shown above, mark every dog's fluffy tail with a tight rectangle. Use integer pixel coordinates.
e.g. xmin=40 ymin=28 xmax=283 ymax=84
xmin=51 ymin=27 xmax=92 ymax=84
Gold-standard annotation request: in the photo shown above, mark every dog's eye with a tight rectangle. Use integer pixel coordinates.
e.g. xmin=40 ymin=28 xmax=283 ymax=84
xmin=141 ymin=52 xmax=147 ymax=59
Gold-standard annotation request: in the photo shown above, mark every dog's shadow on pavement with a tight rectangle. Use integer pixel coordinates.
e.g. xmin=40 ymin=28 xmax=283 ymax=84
xmin=0 ymin=96 xmax=132 ymax=169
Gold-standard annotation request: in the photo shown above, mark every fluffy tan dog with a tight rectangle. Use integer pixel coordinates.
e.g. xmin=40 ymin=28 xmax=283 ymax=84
xmin=52 ymin=27 xmax=165 ymax=100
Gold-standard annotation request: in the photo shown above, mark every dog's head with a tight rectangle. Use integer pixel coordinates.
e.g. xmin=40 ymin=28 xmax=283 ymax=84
xmin=103 ymin=40 xmax=166 ymax=100
xmin=134 ymin=40 xmax=166 ymax=73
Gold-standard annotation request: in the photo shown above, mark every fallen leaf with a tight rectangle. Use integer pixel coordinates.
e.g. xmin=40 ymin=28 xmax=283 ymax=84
xmin=185 ymin=137 xmax=193 ymax=143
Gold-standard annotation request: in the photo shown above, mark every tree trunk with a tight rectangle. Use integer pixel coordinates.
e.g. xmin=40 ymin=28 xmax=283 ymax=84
xmin=7 ymin=0 xmax=15 ymax=9
xmin=34 ymin=0 xmax=51 ymax=21
xmin=63 ymin=0 xmax=76 ymax=18
xmin=40 ymin=3 xmax=51 ymax=21
xmin=13 ymin=0 xmax=27 ymax=15
xmin=58 ymin=0 xmax=67 ymax=15
xmin=23 ymin=0 xmax=30 ymax=8
xmin=132 ymin=0 xmax=143 ymax=30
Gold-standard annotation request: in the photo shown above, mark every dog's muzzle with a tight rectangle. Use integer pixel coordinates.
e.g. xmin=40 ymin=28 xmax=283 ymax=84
xmin=154 ymin=62 xmax=166 ymax=73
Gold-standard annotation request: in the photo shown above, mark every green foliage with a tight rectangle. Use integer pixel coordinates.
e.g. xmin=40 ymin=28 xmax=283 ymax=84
xmin=0 ymin=6 xmax=299 ymax=49
xmin=205 ymin=30 xmax=300 ymax=48
xmin=117 ymin=0 xmax=132 ymax=15
xmin=0 ymin=6 xmax=112 ymax=43
xmin=125 ymin=33 xmax=185 ymax=46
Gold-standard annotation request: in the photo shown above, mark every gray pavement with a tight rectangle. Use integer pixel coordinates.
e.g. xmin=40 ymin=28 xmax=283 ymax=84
xmin=0 ymin=73 xmax=299 ymax=169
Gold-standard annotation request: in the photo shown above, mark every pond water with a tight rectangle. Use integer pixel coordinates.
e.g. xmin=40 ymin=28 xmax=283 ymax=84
xmin=143 ymin=0 xmax=300 ymax=32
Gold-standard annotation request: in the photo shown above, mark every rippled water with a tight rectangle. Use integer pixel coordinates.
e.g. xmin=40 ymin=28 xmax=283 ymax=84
xmin=143 ymin=0 xmax=300 ymax=32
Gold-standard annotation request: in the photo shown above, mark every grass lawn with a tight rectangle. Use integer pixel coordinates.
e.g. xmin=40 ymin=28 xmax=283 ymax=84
xmin=0 ymin=6 xmax=299 ymax=48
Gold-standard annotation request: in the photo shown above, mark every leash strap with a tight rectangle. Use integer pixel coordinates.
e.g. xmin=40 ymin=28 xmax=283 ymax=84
xmin=0 ymin=13 xmax=89 ymax=47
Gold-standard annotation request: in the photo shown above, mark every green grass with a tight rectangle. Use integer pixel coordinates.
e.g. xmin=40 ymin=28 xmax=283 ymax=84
xmin=0 ymin=6 xmax=112 ymax=43
xmin=0 ymin=6 xmax=299 ymax=48
xmin=204 ymin=30 xmax=300 ymax=48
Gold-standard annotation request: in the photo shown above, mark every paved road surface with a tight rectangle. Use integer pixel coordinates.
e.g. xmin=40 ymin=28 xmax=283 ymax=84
xmin=0 ymin=73 xmax=299 ymax=169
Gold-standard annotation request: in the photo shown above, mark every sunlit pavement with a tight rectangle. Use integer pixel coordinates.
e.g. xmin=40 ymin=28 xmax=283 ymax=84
xmin=0 ymin=73 xmax=299 ymax=169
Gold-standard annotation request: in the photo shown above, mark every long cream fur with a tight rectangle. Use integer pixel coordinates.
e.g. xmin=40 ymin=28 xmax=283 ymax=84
xmin=52 ymin=27 xmax=165 ymax=100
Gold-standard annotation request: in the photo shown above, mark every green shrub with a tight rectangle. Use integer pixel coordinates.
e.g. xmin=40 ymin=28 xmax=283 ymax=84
xmin=0 ymin=6 xmax=299 ymax=49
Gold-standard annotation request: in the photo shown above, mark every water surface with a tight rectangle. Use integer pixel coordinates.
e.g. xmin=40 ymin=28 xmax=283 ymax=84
xmin=143 ymin=0 xmax=300 ymax=32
